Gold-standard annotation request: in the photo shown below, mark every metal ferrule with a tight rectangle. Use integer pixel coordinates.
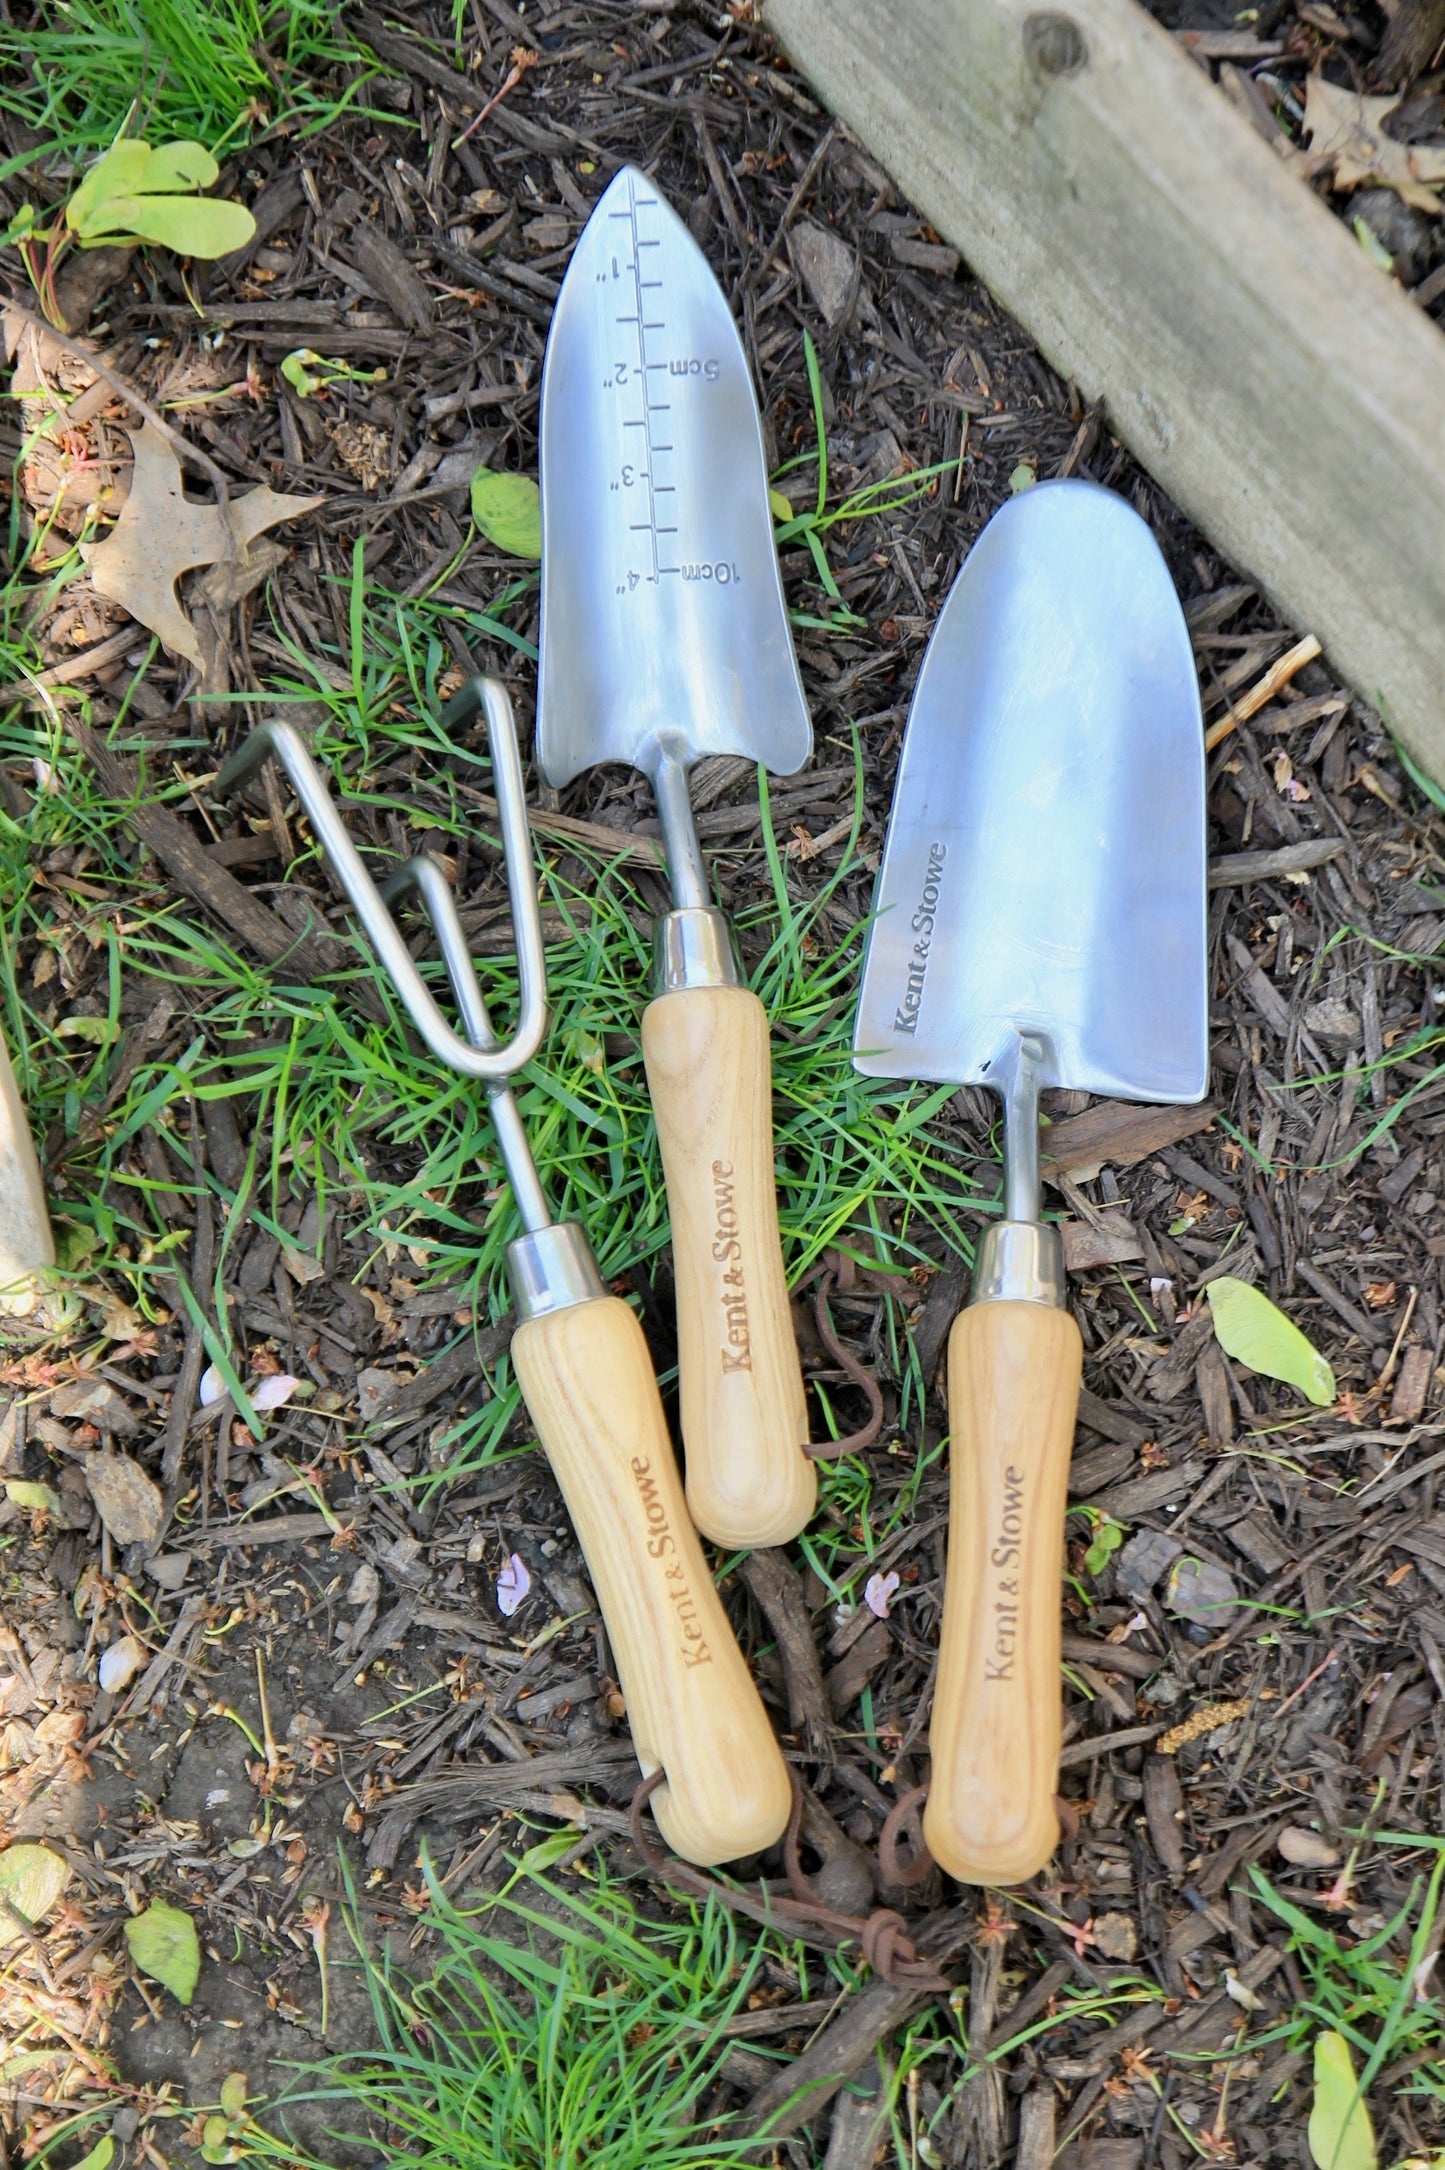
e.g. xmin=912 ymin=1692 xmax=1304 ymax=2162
xmin=652 ymin=906 xmax=741 ymax=995
xmin=507 ymin=1222 xmax=608 ymax=1322
xmin=971 ymin=1221 xmax=1066 ymax=1308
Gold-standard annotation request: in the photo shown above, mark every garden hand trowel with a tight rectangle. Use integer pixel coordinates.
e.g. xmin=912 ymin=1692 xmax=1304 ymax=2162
xmin=854 ymin=481 xmax=1207 ymax=1886
xmin=539 ymin=166 xmax=816 ymax=1549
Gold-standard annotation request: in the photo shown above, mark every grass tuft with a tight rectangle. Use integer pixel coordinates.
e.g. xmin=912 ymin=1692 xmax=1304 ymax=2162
xmin=249 ymin=1848 xmax=809 ymax=2170
xmin=1249 ymin=1841 xmax=1445 ymax=2111
xmin=0 ymin=0 xmax=383 ymax=179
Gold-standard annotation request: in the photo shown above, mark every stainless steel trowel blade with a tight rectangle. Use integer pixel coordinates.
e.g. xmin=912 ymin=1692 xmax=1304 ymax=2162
xmin=537 ymin=164 xmax=810 ymax=788
xmin=854 ymin=480 xmax=1207 ymax=1101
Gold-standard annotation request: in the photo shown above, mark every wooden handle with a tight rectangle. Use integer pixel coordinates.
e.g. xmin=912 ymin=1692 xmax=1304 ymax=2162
xmin=511 ymin=1293 xmax=792 ymax=1866
xmin=642 ymin=985 xmax=815 ymax=1548
xmin=0 ymin=1032 xmax=53 ymax=1307
xmin=924 ymin=1300 xmax=1083 ymax=1886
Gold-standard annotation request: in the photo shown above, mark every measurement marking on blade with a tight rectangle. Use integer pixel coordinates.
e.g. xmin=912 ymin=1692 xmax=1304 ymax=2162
xmin=624 ymin=178 xmax=662 ymax=583
xmin=606 ymin=174 xmax=740 ymax=595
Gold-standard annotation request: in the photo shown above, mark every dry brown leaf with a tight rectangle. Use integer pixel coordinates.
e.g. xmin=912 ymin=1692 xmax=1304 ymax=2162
xmin=1303 ymin=76 xmax=1445 ymax=210
xmin=1061 ymin=1212 xmax=1145 ymax=1272
xmin=80 ymin=423 xmax=322 ymax=663
xmin=50 ymin=1377 xmax=139 ymax=1432
xmin=1092 ymin=1911 xmax=1138 ymax=1961
xmin=82 ymin=1450 xmax=164 ymax=1545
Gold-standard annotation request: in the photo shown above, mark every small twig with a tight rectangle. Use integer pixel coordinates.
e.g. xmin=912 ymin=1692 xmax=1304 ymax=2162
xmin=127 ymin=1964 xmax=166 ymax=2023
xmin=2 ymin=292 xmax=232 ymax=509
xmin=756 ymin=116 xmax=841 ymax=279
xmin=256 ymin=1648 xmax=279 ymax=1772
xmin=1273 ymin=1642 xmax=1338 ymax=1716
xmin=301 ymin=1899 xmax=331 ymax=2035
xmin=456 ymin=45 xmax=540 ymax=144
xmin=0 ymin=1891 xmax=58 ymax=1992
xmin=1204 ymin=633 xmax=1321 ymax=751
xmin=1378 ymin=1283 xmax=1419 ymax=1394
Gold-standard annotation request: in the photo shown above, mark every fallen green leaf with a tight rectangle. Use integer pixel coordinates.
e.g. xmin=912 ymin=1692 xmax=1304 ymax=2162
xmin=0 ymin=1842 xmax=68 ymax=1934
xmin=139 ymin=141 xmax=218 ymax=193
xmin=124 ymin=1899 xmax=200 ymax=2005
xmin=470 ymin=468 xmax=541 ymax=559
xmin=66 ymin=140 xmax=153 ymax=232
xmin=77 ymin=193 xmax=255 ymax=257
xmin=4 ymin=1478 xmax=61 ymax=1517
xmin=66 ymin=138 xmax=254 ymax=259
xmin=201 ymin=2114 xmax=236 ymax=2162
xmin=1008 ymin=462 xmax=1036 ymax=492
xmin=1206 ymin=1275 xmax=1336 ymax=1406
xmin=219 ymin=2071 xmax=248 ymax=2118
xmin=53 ymin=1221 xmax=98 ymax=1271
xmin=1308 ymin=2030 xmax=1376 ymax=2170
xmin=57 ymin=1015 xmax=120 ymax=1046
xmin=769 ymin=487 xmax=794 ymax=521
xmin=575 ymin=1028 xmax=605 ymax=1076
xmin=69 ymin=2139 xmax=115 ymax=2170
xmin=68 ymin=140 xmax=217 ymax=226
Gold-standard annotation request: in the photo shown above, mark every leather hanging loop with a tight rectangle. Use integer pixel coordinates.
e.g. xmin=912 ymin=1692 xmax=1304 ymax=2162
xmin=804 ymin=1250 xmax=885 ymax=1461
xmin=878 ymin=1784 xmax=934 ymax=1888
xmin=630 ymin=1767 xmax=950 ymax=1992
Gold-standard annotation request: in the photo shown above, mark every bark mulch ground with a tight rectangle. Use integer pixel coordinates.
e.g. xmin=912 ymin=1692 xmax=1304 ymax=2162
xmin=2 ymin=5 xmax=1445 ymax=2167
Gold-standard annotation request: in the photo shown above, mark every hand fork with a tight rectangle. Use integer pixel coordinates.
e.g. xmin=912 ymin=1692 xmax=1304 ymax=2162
xmin=217 ymin=677 xmax=792 ymax=1867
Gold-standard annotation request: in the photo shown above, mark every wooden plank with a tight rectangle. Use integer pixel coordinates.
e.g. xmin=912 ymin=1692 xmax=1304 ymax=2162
xmin=764 ymin=0 xmax=1445 ymax=783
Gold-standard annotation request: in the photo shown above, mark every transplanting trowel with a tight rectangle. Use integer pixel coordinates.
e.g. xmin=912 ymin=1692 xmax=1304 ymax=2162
xmin=539 ymin=166 xmax=816 ymax=1549
xmin=855 ymin=481 xmax=1207 ymax=1885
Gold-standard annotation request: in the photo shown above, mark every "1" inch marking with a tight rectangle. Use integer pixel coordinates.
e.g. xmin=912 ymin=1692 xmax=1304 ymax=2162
xmin=598 ymin=176 xmax=740 ymax=599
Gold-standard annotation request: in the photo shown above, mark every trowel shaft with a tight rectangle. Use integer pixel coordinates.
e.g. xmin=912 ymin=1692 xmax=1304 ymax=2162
xmin=652 ymin=743 xmax=710 ymax=914
xmin=998 ymin=1032 xmax=1044 ymax=1228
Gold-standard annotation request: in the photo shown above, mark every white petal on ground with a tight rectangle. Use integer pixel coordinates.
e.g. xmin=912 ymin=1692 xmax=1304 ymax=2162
xmin=251 ymin=1373 xmax=299 ymax=1412
xmin=99 ymin=1633 xmax=147 ymax=1693
xmin=198 ymin=1364 xmax=224 ymax=1406
xmin=496 ymin=1553 xmax=531 ymax=1617
xmin=864 ymin=1570 xmax=900 ymax=1619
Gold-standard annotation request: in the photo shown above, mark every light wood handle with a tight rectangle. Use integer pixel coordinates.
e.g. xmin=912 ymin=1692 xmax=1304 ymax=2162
xmin=642 ymin=985 xmax=815 ymax=1549
xmin=0 ymin=1032 xmax=53 ymax=1303
xmin=511 ymin=1293 xmax=792 ymax=1866
xmin=924 ymin=1300 xmax=1083 ymax=1886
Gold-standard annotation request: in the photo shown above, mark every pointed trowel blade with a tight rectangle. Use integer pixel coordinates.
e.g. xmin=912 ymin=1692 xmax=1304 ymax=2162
xmin=854 ymin=480 xmax=1207 ymax=1103
xmin=537 ymin=164 xmax=811 ymax=789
